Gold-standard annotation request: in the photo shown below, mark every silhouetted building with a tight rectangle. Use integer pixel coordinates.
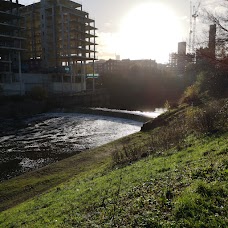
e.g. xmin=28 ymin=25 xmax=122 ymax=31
xmin=196 ymin=24 xmax=216 ymax=64
xmin=94 ymin=59 xmax=157 ymax=75
xmin=0 ymin=0 xmax=25 ymax=94
xmin=168 ymin=42 xmax=194 ymax=76
xmin=102 ymin=59 xmax=121 ymax=74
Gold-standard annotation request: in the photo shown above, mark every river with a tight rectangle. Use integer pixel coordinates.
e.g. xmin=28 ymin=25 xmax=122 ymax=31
xmin=0 ymin=109 xmax=165 ymax=182
xmin=0 ymin=112 xmax=144 ymax=181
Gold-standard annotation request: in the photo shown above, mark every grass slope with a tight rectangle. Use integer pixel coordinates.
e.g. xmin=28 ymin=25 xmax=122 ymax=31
xmin=0 ymin=105 xmax=227 ymax=227
xmin=0 ymin=131 xmax=149 ymax=212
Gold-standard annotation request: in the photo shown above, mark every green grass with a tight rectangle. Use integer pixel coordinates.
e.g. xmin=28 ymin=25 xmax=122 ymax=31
xmin=0 ymin=131 xmax=227 ymax=227
xmin=0 ymin=139 xmax=115 ymax=212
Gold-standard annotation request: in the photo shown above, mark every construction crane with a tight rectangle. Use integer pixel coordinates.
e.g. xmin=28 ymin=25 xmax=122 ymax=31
xmin=188 ymin=1 xmax=193 ymax=53
xmin=189 ymin=0 xmax=201 ymax=54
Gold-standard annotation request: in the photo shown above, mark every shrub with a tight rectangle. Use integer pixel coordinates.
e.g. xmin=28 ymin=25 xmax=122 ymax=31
xmin=112 ymin=99 xmax=227 ymax=166
xmin=149 ymin=120 xmax=187 ymax=153
xmin=179 ymin=84 xmax=201 ymax=105
xmin=197 ymin=70 xmax=228 ymax=99
xmin=185 ymin=101 xmax=223 ymax=134
xmin=112 ymin=117 xmax=188 ymax=166
xmin=112 ymin=143 xmax=145 ymax=165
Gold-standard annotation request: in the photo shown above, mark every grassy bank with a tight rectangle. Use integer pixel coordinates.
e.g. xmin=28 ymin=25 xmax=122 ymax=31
xmin=0 ymin=131 xmax=149 ymax=212
xmin=0 ymin=102 xmax=227 ymax=227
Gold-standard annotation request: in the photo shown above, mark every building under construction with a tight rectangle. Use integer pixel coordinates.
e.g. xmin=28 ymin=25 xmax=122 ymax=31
xmin=19 ymin=0 xmax=97 ymax=92
xmin=168 ymin=42 xmax=194 ymax=76
xmin=20 ymin=0 xmax=97 ymax=69
xmin=0 ymin=0 xmax=25 ymax=94
xmin=168 ymin=23 xmax=216 ymax=76
xmin=0 ymin=0 xmax=97 ymax=95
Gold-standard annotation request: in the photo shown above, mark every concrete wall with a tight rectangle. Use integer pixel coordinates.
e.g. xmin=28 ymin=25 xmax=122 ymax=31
xmin=21 ymin=73 xmax=50 ymax=84
xmin=1 ymin=73 xmax=86 ymax=95
xmin=52 ymin=82 xmax=84 ymax=94
xmin=20 ymin=73 xmax=50 ymax=93
xmin=1 ymin=82 xmax=25 ymax=96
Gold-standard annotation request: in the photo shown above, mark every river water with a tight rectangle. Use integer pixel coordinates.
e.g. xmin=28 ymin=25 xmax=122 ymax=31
xmin=0 ymin=112 xmax=144 ymax=181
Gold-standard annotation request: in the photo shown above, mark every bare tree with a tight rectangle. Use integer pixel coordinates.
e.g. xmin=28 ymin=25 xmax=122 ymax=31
xmin=201 ymin=1 xmax=228 ymax=53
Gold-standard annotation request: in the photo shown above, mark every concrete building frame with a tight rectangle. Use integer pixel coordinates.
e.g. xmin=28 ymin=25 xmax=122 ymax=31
xmin=19 ymin=0 xmax=97 ymax=93
xmin=0 ymin=0 xmax=26 ymax=95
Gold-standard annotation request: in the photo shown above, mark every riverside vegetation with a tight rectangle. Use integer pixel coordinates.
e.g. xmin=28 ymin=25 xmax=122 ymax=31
xmin=0 ymin=96 xmax=227 ymax=227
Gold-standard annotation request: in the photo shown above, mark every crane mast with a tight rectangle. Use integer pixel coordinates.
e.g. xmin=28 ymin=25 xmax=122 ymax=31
xmin=189 ymin=1 xmax=193 ymax=53
xmin=189 ymin=1 xmax=201 ymax=54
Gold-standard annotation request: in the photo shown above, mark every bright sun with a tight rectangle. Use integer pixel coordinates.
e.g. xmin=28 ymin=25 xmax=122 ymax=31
xmin=117 ymin=3 xmax=181 ymax=63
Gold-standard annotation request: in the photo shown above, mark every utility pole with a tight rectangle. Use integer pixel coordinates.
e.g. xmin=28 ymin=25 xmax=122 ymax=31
xmin=92 ymin=60 xmax=95 ymax=92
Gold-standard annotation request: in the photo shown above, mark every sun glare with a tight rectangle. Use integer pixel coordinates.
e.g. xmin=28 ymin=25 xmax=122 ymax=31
xmin=117 ymin=3 xmax=181 ymax=63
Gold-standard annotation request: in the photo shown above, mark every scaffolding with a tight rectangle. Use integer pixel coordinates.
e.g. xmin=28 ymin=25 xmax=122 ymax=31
xmin=169 ymin=42 xmax=195 ymax=76
xmin=0 ymin=0 xmax=25 ymax=88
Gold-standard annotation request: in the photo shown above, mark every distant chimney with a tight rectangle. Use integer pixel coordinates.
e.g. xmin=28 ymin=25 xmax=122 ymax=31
xmin=178 ymin=42 xmax=186 ymax=55
xmin=209 ymin=24 xmax=216 ymax=58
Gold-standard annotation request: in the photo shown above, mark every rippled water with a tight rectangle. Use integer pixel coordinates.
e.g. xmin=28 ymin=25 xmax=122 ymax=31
xmin=0 ymin=113 xmax=142 ymax=181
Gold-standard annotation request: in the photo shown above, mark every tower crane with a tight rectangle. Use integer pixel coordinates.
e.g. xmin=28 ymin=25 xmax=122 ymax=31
xmin=189 ymin=1 xmax=201 ymax=54
xmin=188 ymin=1 xmax=193 ymax=53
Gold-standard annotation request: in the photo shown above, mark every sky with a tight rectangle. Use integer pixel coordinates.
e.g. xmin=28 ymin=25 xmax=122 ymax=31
xmin=20 ymin=0 xmax=223 ymax=63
